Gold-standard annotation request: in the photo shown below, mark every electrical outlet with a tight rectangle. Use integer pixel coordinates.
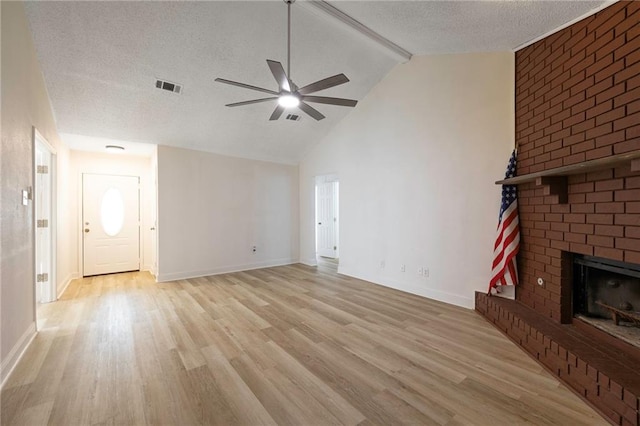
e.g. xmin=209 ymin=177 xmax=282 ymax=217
xmin=400 ymin=264 xmax=405 ymax=272
xmin=424 ymin=268 xmax=429 ymax=278
xmin=252 ymin=245 xmax=257 ymax=253
xmin=418 ymin=267 xmax=424 ymax=275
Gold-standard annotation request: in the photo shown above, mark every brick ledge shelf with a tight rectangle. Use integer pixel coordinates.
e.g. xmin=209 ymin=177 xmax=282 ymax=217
xmin=496 ymin=151 xmax=640 ymax=204
xmin=475 ymin=292 xmax=640 ymax=425
xmin=496 ymin=151 xmax=640 ymax=186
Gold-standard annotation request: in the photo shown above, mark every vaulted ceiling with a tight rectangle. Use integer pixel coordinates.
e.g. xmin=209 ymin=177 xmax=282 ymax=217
xmin=25 ymin=0 xmax=608 ymax=163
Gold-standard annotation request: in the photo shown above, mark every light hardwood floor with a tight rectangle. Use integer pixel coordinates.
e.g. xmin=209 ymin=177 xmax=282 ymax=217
xmin=2 ymin=263 xmax=606 ymax=425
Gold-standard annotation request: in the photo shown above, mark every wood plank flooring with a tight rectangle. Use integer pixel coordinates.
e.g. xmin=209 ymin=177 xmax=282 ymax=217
xmin=1 ymin=262 xmax=606 ymax=425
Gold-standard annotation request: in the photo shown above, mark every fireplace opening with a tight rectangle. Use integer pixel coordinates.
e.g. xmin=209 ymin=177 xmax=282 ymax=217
xmin=573 ymin=255 xmax=640 ymax=348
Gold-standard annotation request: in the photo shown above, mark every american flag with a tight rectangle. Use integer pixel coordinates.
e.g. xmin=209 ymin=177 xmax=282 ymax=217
xmin=489 ymin=149 xmax=520 ymax=293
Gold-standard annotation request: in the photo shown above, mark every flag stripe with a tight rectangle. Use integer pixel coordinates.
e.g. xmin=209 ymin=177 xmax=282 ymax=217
xmin=491 ymin=232 xmax=519 ymax=280
xmin=493 ymin=204 xmax=518 ymax=250
xmin=492 ymin=216 xmax=519 ymax=265
xmin=492 ymin=209 xmax=519 ymax=258
xmin=491 ymin=223 xmax=520 ymax=284
xmin=491 ymin=208 xmax=519 ymax=267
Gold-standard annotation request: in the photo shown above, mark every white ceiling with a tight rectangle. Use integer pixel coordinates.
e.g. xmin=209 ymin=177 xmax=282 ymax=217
xmin=25 ymin=0 xmax=608 ymax=163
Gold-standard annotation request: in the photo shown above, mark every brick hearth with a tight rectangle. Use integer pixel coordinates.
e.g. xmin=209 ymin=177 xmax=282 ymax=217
xmin=476 ymin=293 xmax=640 ymax=425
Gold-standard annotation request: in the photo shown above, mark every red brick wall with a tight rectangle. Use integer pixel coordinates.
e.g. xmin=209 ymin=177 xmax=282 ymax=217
xmin=515 ymin=1 xmax=640 ymax=322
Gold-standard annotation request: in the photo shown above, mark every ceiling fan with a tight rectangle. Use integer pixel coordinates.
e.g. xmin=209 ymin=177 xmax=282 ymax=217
xmin=215 ymin=0 xmax=358 ymax=121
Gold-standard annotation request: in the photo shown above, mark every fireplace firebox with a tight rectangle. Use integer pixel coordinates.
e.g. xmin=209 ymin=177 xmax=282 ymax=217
xmin=573 ymin=255 xmax=640 ymax=348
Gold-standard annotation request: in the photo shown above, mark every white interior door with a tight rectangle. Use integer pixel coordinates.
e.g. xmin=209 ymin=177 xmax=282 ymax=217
xmin=150 ymin=161 xmax=158 ymax=276
xmin=83 ymin=174 xmax=140 ymax=276
xmin=317 ymin=181 xmax=338 ymax=259
xmin=35 ymin=139 xmax=55 ymax=303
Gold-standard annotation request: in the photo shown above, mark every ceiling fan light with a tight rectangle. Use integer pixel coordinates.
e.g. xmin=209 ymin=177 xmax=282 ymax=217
xmin=278 ymin=94 xmax=300 ymax=108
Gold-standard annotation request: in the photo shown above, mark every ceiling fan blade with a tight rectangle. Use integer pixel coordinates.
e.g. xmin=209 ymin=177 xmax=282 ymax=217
xmin=298 ymin=102 xmax=325 ymax=121
xmin=269 ymin=105 xmax=285 ymax=121
xmin=215 ymin=78 xmax=279 ymax=95
xmin=225 ymin=97 xmax=277 ymax=107
xmin=297 ymin=74 xmax=350 ymax=95
xmin=302 ymin=95 xmax=358 ymax=108
xmin=266 ymin=60 xmax=291 ymax=92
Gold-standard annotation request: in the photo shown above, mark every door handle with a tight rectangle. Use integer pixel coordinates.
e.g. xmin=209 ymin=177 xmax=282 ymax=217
xmin=318 ymin=222 xmax=322 ymax=225
xmin=84 ymin=228 xmax=90 ymax=233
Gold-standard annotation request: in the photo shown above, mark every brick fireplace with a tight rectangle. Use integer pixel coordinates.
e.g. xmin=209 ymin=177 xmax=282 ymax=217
xmin=476 ymin=2 xmax=640 ymax=425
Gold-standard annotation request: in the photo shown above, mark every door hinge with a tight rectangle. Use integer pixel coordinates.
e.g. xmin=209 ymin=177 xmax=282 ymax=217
xmin=333 ymin=217 xmax=337 ymax=222
xmin=37 ymin=219 xmax=49 ymax=228
xmin=37 ymin=273 xmax=49 ymax=283
xmin=334 ymin=246 xmax=337 ymax=250
xmin=37 ymin=165 xmax=49 ymax=174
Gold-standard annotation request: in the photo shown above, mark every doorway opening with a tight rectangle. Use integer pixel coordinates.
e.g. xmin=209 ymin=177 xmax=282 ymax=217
xmin=34 ymin=129 xmax=57 ymax=320
xmin=315 ymin=174 xmax=339 ymax=268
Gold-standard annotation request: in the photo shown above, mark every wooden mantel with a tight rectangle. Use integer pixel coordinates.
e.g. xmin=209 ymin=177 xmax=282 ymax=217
xmin=496 ymin=151 xmax=640 ymax=204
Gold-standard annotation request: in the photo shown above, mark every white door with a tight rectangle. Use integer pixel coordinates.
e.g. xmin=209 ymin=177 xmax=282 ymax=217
xmin=35 ymin=139 xmax=55 ymax=303
xmin=317 ymin=181 xmax=338 ymax=259
xmin=150 ymin=163 xmax=158 ymax=276
xmin=83 ymin=174 xmax=140 ymax=276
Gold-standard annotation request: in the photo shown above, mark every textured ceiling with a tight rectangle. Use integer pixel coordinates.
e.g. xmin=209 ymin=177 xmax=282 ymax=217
xmin=333 ymin=1 xmax=609 ymax=55
xmin=24 ymin=0 xmax=608 ymax=163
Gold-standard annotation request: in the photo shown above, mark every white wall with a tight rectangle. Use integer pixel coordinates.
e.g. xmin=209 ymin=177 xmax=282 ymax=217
xmin=0 ymin=1 xmax=73 ymax=385
xmin=299 ymin=52 xmax=515 ymax=309
xmin=68 ymin=150 xmax=156 ymax=276
xmin=157 ymin=146 xmax=299 ymax=281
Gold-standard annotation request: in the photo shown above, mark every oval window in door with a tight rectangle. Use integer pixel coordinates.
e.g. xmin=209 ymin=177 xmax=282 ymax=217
xmin=101 ymin=187 xmax=125 ymax=236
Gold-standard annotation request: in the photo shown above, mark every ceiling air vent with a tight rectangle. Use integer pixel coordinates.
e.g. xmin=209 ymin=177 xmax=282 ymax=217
xmin=155 ymin=79 xmax=182 ymax=94
xmin=285 ymin=113 xmax=301 ymax=121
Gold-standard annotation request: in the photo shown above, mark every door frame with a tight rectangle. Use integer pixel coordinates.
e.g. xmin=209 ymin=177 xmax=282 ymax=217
xmin=79 ymin=173 xmax=141 ymax=277
xmin=314 ymin=174 xmax=339 ymax=260
xmin=33 ymin=127 xmax=57 ymax=309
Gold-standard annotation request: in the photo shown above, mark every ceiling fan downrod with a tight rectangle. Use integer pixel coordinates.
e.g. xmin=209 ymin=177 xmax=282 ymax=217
xmin=285 ymin=0 xmax=294 ymax=89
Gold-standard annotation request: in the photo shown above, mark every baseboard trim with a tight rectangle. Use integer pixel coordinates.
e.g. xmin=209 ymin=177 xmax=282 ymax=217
xmin=57 ymin=272 xmax=78 ymax=298
xmin=0 ymin=323 xmax=37 ymax=389
xmin=142 ymin=264 xmax=158 ymax=279
xmin=338 ymin=266 xmax=474 ymax=309
xmin=300 ymin=258 xmax=318 ymax=267
xmin=156 ymin=258 xmax=299 ymax=282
